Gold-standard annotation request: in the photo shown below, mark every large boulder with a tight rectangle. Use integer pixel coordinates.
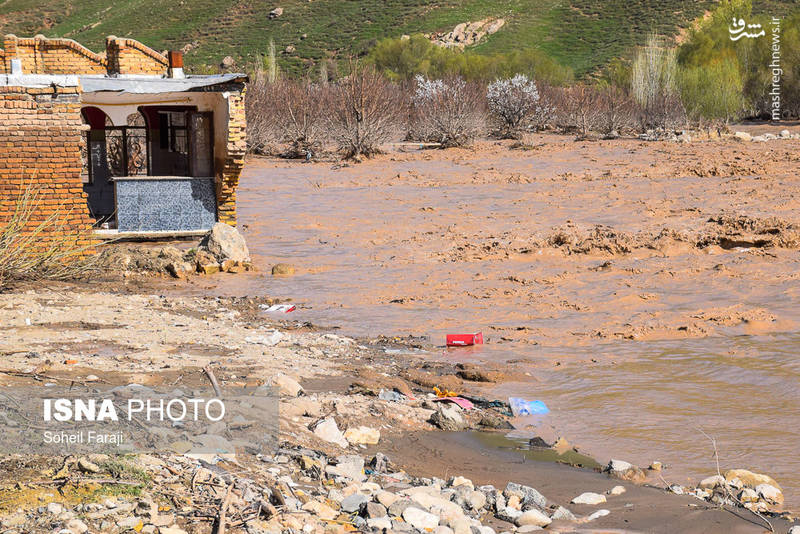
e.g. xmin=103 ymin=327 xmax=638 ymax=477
xmin=200 ymin=223 xmax=250 ymax=263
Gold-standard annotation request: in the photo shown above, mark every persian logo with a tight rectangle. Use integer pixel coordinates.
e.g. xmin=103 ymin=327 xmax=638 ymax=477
xmin=729 ymin=18 xmax=765 ymax=40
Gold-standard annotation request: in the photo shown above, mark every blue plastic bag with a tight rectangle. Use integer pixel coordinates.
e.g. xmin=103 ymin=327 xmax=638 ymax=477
xmin=509 ymin=397 xmax=549 ymax=416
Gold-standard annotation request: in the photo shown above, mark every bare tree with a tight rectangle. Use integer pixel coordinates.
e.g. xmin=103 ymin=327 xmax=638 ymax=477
xmin=326 ymin=61 xmax=405 ymax=159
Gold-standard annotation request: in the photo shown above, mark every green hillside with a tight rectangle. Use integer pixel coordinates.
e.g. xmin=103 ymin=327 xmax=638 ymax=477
xmin=0 ymin=0 xmax=797 ymax=76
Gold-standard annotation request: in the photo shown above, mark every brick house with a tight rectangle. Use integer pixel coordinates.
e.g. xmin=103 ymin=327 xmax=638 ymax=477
xmin=0 ymin=34 xmax=246 ymax=241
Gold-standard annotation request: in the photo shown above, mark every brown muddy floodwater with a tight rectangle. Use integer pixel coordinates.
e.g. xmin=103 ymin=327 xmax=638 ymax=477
xmin=206 ymin=135 xmax=800 ymax=507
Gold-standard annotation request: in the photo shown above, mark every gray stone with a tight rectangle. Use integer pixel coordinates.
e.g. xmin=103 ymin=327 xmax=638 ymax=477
xmin=430 ymin=404 xmax=467 ymax=431
xmin=200 ymin=222 xmax=250 ymax=263
xmin=388 ymin=498 xmax=414 ymax=517
xmin=550 ymin=505 xmax=576 ymax=521
xmin=496 ymin=506 xmax=522 ymax=523
xmin=47 ymin=503 xmax=64 ymax=515
xmin=504 ymin=482 xmax=547 ymax=510
xmin=341 ymin=493 xmax=369 ymax=513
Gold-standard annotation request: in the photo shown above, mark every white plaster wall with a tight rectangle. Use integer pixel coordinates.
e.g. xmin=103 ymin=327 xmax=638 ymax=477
xmin=80 ymin=91 xmax=230 ymax=179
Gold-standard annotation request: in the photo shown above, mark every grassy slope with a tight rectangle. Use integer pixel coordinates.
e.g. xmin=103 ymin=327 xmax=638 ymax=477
xmin=0 ymin=0 xmax=797 ymax=76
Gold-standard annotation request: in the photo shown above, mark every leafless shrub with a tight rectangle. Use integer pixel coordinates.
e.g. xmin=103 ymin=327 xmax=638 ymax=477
xmin=549 ymin=84 xmax=603 ymax=136
xmin=593 ymin=85 xmax=639 ymax=136
xmin=246 ymin=74 xmax=327 ymax=158
xmin=325 ymin=62 xmax=405 ymax=159
xmin=0 ymin=183 xmax=98 ymax=287
xmin=409 ymin=75 xmax=486 ymax=147
xmin=245 ymin=65 xmax=280 ymax=155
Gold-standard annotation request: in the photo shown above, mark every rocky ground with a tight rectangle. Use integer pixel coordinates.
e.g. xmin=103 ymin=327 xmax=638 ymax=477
xmin=0 ymin=288 xmax=797 ymax=533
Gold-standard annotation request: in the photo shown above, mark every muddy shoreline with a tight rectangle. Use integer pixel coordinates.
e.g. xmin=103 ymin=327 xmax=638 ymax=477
xmin=0 ymin=286 xmax=796 ymax=532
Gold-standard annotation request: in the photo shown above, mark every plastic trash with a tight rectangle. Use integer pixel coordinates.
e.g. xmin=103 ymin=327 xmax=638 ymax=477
xmin=446 ymin=332 xmax=483 ymax=346
xmin=245 ymin=330 xmax=284 ymax=346
xmin=262 ymin=304 xmax=296 ymax=313
xmin=509 ymin=397 xmax=549 ymax=416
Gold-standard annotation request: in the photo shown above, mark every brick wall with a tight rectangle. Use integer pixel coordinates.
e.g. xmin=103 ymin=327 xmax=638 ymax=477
xmin=2 ymin=35 xmax=107 ymax=75
xmin=105 ymin=36 xmax=168 ymax=76
xmin=217 ymin=88 xmax=247 ymax=226
xmin=0 ymin=34 xmax=168 ymax=76
xmin=0 ymin=85 xmax=95 ymax=248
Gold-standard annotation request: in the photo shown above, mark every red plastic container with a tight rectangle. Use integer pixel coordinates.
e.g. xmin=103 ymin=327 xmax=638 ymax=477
xmin=446 ymin=332 xmax=483 ymax=347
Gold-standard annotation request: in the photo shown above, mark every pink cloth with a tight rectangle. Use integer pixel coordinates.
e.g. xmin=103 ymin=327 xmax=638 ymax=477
xmin=432 ymin=396 xmax=474 ymax=410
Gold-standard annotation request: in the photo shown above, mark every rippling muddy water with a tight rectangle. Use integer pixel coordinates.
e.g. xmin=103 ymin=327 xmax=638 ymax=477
xmin=206 ymin=135 xmax=800 ymax=506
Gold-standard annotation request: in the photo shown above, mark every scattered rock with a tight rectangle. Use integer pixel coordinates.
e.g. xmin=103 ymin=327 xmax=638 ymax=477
xmin=550 ymin=506 xmax=576 ymax=521
xmin=272 ymin=263 xmax=296 ymax=276
xmin=77 ymin=458 xmax=100 ymax=473
xmin=606 ymin=459 xmax=646 ymax=483
xmin=430 ymin=404 xmax=467 ymax=431
xmin=586 ymin=509 xmax=610 ymax=521
xmin=699 ymin=475 xmax=725 ymax=489
xmin=363 ymin=501 xmax=387 ymax=518
xmin=312 ymin=418 xmax=349 ymax=448
xmin=649 ymin=461 xmax=662 ymax=471
xmin=755 ymin=483 xmax=783 ymax=505
xmin=377 ymin=491 xmax=400 ymax=508
xmin=220 ymin=56 xmax=235 ymax=69
xmin=402 ymin=506 xmax=440 ymax=530
xmin=326 ymin=455 xmax=365 ymax=482
xmin=515 ymin=509 xmax=551 ymax=527
xmin=270 ymin=374 xmax=304 ymax=397
xmin=608 ymin=485 xmax=626 ymax=496
xmin=66 ymin=519 xmax=89 ymax=534
xmin=450 ymin=476 xmax=474 ymax=489
xmin=340 ymin=493 xmax=369 ymax=513
xmin=571 ymin=492 xmax=606 ymax=505
xmin=200 ymin=223 xmax=250 ymax=263
xmin=733 ymin=131 xmax=752 ymax=142
xmin=504 ymin=482 xmax=547 ymax=510
xmin=268 ymin=7 xmax=283 ymax=18
xmin=344 ymin=426 xmax=380 ymax=445
xmin=723 ymin=469 xmax=781 ymax=491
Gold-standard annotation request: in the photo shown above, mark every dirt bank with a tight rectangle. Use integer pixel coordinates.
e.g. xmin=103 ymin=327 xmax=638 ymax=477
xmin=0 ymin=289 xmax=795 ymax=533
